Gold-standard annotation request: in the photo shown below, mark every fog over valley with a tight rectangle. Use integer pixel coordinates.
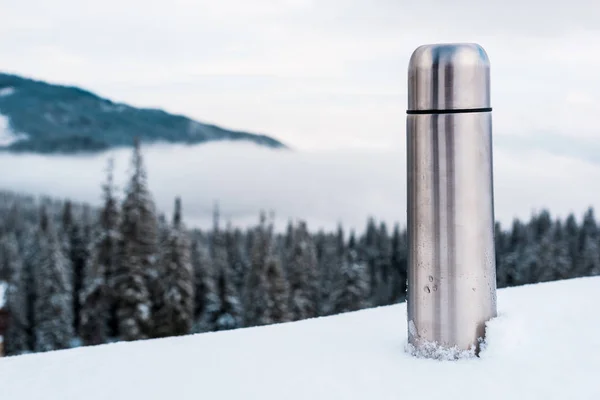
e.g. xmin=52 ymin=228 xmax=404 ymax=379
xmin=0 ymin=140 xmax=598 ymax=233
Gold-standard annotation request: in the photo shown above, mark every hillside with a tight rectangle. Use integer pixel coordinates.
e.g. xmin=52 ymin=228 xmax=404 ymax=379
xmin=1 ymin=277 xmax=599 ymax=399
xmin=0 ymin=73 xmax=287 ymax=153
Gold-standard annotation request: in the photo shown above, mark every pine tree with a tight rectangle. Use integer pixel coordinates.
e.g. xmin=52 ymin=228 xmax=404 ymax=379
xmin=209 ymin=230 xmax=242 ymax=331
xmin=3 ymin=233 xmax=30 ymax=355
xmin=575 ymin=236 xmax=600 ymax=277
xmin=373 ymin=222 xmax=393 ymax=306
xmin=243 ymin=221 xmax=271 ymax=327
xmin=147 ymin=213 xmax=170 ymax=337
xmin=537 ymin=227 xmax=558 ymax=282
xmin=348 ymin=230 xmax=357 ymax=249
xmin=575 ymin=208 xmax=600 ymax=277
xmin=331 ymin=238 xmax=370 ymax=314
xmin=153 ymin=197 xmax=195 ymax=337
xmin=79 ymin=168 xmax=117 ymax=346
xmin=86 ymin=157 xmax=121 ymax=340
xmin=390 ymin=224 xmax=408 ymax=303
xmin=361 ymin=218 xmax=379 ymax=300
xmin=501 ymin=219 xmax=527 ymax=287
xmin=264 ymin=250 xmax=290 ymax=324
xmin=190 ymin=233 xmax=219 ymax=333
xmin=34 ymin=207 xmax=74 ymax=352
xmin=287 ymin=221 xmax=319 ymax=321
xmin=564 ymin=213 xmax=580 ymax=272
xmin=226 ymin=227 xmax=249 ymax=299
xmin=18 ymin=222 xmax=40 ymax=350
xmin=62 ymin=203 xmax=90 ymax=337
xmin=552 ymin=221 xmax=573 ymax=280
xmin=244 ymin=217 xmax=289 ymax=326
xmin=114 ymin=138 xmax=158 ymax=341
xmin=315 ymin=232 xmax=340 ymax=316
xmin=79 ymin=245 xmax=109 ymax=346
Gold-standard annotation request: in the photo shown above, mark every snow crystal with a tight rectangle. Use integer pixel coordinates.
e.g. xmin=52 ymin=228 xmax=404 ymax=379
xmin=0 ymin=115 xmax=28 ymax=147
xmin=405 ymin=339 xmax=478 ymax=361
xmin=405 ymin=319 xmax=482 ymax=361
xmin=0 ymin=87 xmax=15 ymax=97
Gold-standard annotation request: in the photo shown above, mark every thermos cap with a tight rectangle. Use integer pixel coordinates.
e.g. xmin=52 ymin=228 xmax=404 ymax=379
xmin=408 ymin=43 xmax=491 ymax=112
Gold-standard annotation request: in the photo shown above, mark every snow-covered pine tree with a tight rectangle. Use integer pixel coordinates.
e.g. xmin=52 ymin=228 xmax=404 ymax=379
xmin=552 ymin=220 xmax=573 ymax=280
xmin=286 ymin=221 xmax=319 ymax=321
xmin=62 ymin=202 xmax=90 ymax=336
xmin=390 ymin=223 xmax=408 ymax=303
xmin=84 ymin=157 xmax=121 ymax=340
xmin=315 ymin=232 xmax=340 ymax=316
xmin=209 ymin=229 xmax=243 ymax=331
xmin=79 ymin=162 xmax=119 ymax=347
xmin=264 ymin=249 xmax=290 ymax=324
xmin=280 ymin=218 xmax=294 ymax=274
xmin=372 ymin=222 xmax=393 ymax=306
xmin=361 ymin=218 xmax=379 ymax=300
xmin=244 ymin=216 xmax=289 ymax=327
xmin=147 ymin=213 xmax=170 ymax=338
xmin=79 ymin=242 xmax=109 ymax=346
xmin=34 ymin=207 xmax=74 ymax=352
xmin=244 ymin=218 xmax=272 ymax=327
xmin=2 ymin=232 xmax=30 ymax=355
xmin=114 ymin=138 xmax=158 ymax=341
xmin=18 ymin=222 xmax=40 ymax=350
xmin=537 ymin=226 xmax=558 ymax=283
xmin=504 ymin=219 xmax=538 ymax=286
xmin=575 ymin=208 xmax=600 ymax=277
xmin=348 ymin=230 xmax=357 ymax=250
xmin=190 ymin=232 xmax=219 ymax=333
xmin=331 ymin=238 xmax=370 ymax=314
xmin=575 ymin=235 xmax=600 ymax=277
xmin=153 ymin=197 xmax=195 ymax=338
xmin=564 ymin=213 xmax=580 ymax=272
xmin=226 ymin=227 xmax=249 ymax=299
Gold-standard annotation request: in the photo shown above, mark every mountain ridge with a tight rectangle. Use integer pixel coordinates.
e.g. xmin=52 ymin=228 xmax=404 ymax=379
xmin=0 ymin=72 xmax=288 ymax=154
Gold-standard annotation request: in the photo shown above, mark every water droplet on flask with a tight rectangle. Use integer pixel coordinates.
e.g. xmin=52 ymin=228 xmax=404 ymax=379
xmin=428 ymin=275 xmax=434 ymax=282
xmin=424 ymin=286 xmax=431 ymax=293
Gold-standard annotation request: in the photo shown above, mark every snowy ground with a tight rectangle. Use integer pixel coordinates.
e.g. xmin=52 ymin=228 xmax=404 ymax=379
xmin=1 ymin=277 xmax=599 ymax=399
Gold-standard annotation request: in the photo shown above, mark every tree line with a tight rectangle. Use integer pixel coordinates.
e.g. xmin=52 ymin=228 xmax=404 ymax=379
xmin=0 ymin=140 xmax=599 ymax=356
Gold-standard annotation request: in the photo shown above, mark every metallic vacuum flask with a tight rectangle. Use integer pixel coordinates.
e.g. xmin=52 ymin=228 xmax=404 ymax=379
xmin=406 ymin=43 xmax=498 ymax=355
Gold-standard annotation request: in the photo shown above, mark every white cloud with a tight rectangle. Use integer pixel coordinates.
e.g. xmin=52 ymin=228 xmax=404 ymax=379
xmin=0 ymin=142 xmax=598 ymax=234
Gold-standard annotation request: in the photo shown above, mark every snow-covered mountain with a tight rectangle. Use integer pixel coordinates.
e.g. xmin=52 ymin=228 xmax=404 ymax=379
xmin=1 ymin=276 xmax=599 ymax=400
xmin=0 ymin=73 xmax=287 ymax=154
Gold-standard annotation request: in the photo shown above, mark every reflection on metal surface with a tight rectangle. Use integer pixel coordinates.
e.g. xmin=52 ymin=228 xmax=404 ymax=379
xmin=406 ymin=43 xmax=497 ymax=356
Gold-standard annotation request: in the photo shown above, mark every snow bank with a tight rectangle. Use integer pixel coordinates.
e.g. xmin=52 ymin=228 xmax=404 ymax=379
xmin=1 ymin=277 xmax=600 ymax=399
xmin=0 ymin=115 xmax=27 ymax=147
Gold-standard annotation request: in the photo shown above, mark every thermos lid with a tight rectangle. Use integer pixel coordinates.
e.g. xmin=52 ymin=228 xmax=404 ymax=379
xmin=408 ymin=43 xmax=491 ymax=112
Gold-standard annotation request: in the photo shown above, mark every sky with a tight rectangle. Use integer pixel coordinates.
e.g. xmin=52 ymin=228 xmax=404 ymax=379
xmin=1 ymin=1 xmax=600 ymax=232
xmin=2 ymin=0 xmax=600 ymax=150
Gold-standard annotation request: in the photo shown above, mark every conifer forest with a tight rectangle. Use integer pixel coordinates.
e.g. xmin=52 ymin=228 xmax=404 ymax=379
xmin=1 ymin=141 xmax=599 ymax=357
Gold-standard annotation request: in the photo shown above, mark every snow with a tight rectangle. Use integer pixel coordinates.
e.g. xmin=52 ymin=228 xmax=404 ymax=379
xmin=0 ymin=87 xmax=15 ymax=97
xmin=0 ymin=115 xmax=28 ymax=147
xmin=1 ymin=277 xmax=600 ymax=399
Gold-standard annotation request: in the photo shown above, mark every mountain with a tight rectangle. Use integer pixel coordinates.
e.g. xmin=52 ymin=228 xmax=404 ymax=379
xmin=0 ymin=73 xmax=287 ymax=154
xmin=1 ymin=276 xmax=599 ymax=399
